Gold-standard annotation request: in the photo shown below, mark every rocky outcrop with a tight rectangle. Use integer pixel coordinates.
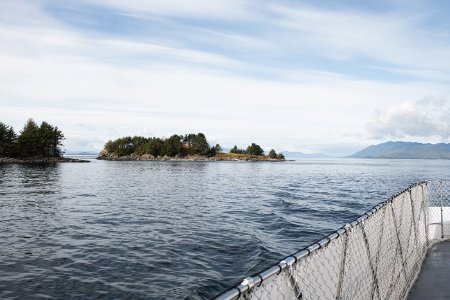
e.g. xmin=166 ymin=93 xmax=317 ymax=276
xmin=97 ymin=150 xmax=284 ymax=162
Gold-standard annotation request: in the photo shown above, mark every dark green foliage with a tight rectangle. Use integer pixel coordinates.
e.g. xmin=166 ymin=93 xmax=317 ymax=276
xmin=277 ymin=153 xmax=285 ymax=160
xmin=183 ymin=133 xmax=211 ymax=156
xmin=17 ymin=118 xmax=40 ymax=156
xmin=162 ymin=135 xmax=182 ymax=157
xmin=105 ymin=133 xmax=219 ymax=157
xmin=135 ymin=138 xmax=164 ymax=156
xmin=105 ymin=136 xmax=134 ymax=156
xmin=230 ymin=145 xmax=246 ymax=154
xmin=0 ymin=122 xmax=17 ymax=157
xmin=0 ymin=119 xmax=65 ymax=158
xmin=207 ymin=146 xmax=216 ymax=157
xmin=103 ymin=133 xmax=285 ymax=159
xmin=131 ymin=136 xmax=149 ymax=148
xmin=268 ymin=149 xmax=277 ymax=158
xmin=246 ymin=143 xmax=264 ymax=156
xmin=38 ymin=121 xmax=64 ymax=157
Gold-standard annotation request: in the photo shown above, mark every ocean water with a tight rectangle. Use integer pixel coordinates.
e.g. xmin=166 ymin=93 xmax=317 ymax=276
xmin=1 ymin=158 xmax=450 ymax=299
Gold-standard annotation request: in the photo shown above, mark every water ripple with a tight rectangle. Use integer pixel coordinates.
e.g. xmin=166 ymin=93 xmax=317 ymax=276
xmin=1 ymin=158 xmax=450 ymax=299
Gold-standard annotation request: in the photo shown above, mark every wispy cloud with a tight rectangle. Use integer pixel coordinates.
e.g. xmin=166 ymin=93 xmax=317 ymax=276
xmin=80 ymin=0 xmax=255 ymax=20
xmin=2 ymin=1 xmax=450 ymax=152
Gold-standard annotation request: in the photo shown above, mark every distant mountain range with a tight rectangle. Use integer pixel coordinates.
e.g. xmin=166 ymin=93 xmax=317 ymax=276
xmin=350 ymin=141 xmax=450 ymax=159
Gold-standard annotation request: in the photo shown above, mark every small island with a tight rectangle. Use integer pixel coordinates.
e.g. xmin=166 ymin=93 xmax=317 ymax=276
xmin=0 ymin=118 xmax=88 ymax=163
xmin=98 ymin=133 xmax=285 ymax=162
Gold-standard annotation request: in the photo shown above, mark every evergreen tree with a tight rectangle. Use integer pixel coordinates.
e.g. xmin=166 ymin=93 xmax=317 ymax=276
xmin=214 ymin=144 xmax=222 ymax=152
xmin=135 ymin=138 xmax=163 ymax=157
xmin=246 ymin=143 xmax=264 ymax=156
xmin=268 ymin=149 xmax=277 ymax=158
xmin=192 ymin=133 xmax=210 ymax=155
xmin=38 ymin=121 xmax=64 ymax=157
xmin=105 ymin=136 xmax=134 ymax=156
xmin=230 ymin=145 xmax=239 ymax=153
xmin=230 ymin=145 xmax=246 ymax=154
xmin=51 ymin=126 xmax=65 ymax=157
xmin=207 ymin=146 xmax=216 ymax=157
xmin=17 ymin=118 xmax=40 ymax=156
xmin=0 ymin=122 xmax=17 ymax=157
xmin=183 ymin=133 xmax=211 ymax=155
xmin=277 ymin=153 xmax=285 ymax=160
xmin=162 ymin=135 xmax=182 ymax=157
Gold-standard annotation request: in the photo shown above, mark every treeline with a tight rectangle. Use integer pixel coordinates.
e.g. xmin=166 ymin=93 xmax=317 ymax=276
xmin=104 ymin=133 xmax=220 ymax=157
xmin=104 ymin=133 xmax=284 ymax=159
xmin=230 ymin=144 xmax=285 ymax=159
xmin=0 ymin=119 xmax=65 ymax=157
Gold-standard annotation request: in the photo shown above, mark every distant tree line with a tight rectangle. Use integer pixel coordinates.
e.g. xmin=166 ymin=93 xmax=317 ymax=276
xmin=104 ymin=133 xmax=285 ymax=159
xmin=230 ymin=143 xmax=285 ymax=159
xmin=104 ymin=133 xmax=219 ymax=157
xmin=0 ymin=118 xmax=65 ymax=157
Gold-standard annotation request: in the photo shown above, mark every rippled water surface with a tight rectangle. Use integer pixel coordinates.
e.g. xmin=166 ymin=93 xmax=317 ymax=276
xmin=1 ymin=158 xmax=450 ymax=299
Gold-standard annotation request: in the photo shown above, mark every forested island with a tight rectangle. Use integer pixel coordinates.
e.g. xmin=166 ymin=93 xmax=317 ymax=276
xmin=0 ymin=119 xmax=87 ymax=163
xmin=98 ymin=133 xmax=285 ymax=161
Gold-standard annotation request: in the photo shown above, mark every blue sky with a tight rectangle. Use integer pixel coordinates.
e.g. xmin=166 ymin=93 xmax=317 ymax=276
xmin=1 ymin=0 xmax=450 ymax=155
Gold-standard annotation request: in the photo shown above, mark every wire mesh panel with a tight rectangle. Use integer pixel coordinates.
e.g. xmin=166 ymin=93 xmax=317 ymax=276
xmin=215 ymin=181 xmax=450 ymax=300
xmin=427 ymin=180 xmax=450 ymax=239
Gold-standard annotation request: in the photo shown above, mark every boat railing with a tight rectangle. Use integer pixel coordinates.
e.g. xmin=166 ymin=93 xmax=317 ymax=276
xmin=215 ymin=180 xmax=450 ymax=300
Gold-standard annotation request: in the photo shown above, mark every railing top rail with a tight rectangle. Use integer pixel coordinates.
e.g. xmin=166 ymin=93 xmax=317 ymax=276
xmin=214 ymin=180 xmax=440 ymax=300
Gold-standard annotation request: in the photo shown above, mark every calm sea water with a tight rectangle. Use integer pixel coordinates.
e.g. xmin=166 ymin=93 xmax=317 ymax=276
xmin=1 ymin=158 xmax=450 ymax=299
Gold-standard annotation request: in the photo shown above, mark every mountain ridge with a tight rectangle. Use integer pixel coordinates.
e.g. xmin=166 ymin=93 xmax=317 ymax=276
xmin=350 ymin=141 xmax=450 ymax=159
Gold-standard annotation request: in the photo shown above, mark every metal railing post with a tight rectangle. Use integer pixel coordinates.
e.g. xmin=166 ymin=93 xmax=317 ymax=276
xmin=421 ymin=184 xmax=429 ymax=247
xmin=440 ymin=181 xmax=444 ymax=238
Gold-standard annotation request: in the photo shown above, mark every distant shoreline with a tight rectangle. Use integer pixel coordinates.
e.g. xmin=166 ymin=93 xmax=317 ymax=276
xmin=0 ymin=157 xmax=90 ymax=163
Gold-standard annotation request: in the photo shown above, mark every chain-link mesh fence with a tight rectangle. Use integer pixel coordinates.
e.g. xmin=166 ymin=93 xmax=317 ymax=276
xmin=216 ymin=181 xmax=450 ymax=300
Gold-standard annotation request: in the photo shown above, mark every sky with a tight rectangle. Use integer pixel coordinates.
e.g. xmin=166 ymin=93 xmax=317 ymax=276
xmin=1 ymin=0 xmax=450 ymax=155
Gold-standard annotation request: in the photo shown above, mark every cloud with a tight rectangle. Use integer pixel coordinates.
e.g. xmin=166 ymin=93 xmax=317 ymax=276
xmin=2 ymin=1 xmax=450 ymax=153
xmin=367 ymin=97 xmax=450 ymax=140
xmin=81 ymin=0 xmax=254 ymax=20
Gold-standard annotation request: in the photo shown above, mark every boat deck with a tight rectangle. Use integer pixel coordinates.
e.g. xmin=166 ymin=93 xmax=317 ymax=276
xmin=408 ymin=241 xmax=450 ymax=299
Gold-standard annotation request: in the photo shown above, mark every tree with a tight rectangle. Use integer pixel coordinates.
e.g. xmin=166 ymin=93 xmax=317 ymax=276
xmin=51 ymin=126 xmax=65 ymax=157
xmin=0 ymin=122 xmax=17 ymax=157
xmin=183 ymin=133 xmax=211 ymax=155
xmin=136 ymin=138 xmax=163 ymax=157
xmin=162 ymin=134 xmax=182 ymax=157
xmin=230 ymin=145 xmax=246 ymax=154
xmin=246 ymin=143 xmax=264 ymax=156
xmin=268 ymin=149 xmax=277 ymax=158
xmin=277 ymin=153 xmax=285 ymax=160
xmin=105 ymin=136 xmax=134 ymax=156
xmin=131 ymin=136 xmax=149 ymax=148
xmin=0 ymin=119 xmax=65 ymax=158
xmin=214 ymin=144 xmax=222 ymax=152
xmin=207 ymin=146 xmax=216 ymax=157
xmin=17 ymin=118 xmax=40 ymax=156
xmin=38 ymin=121 xmax=65 ymax=157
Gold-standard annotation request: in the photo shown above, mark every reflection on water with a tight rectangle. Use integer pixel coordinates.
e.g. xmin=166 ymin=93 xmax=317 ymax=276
xmin=1 ymin=159 xmax=450 ymax=299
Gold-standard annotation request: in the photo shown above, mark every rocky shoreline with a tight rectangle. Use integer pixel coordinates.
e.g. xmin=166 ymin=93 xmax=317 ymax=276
xmin=97 ymin=153 xmax=285 ymax=162
xmin=0 ymin=157 xmax=90 ymax=163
